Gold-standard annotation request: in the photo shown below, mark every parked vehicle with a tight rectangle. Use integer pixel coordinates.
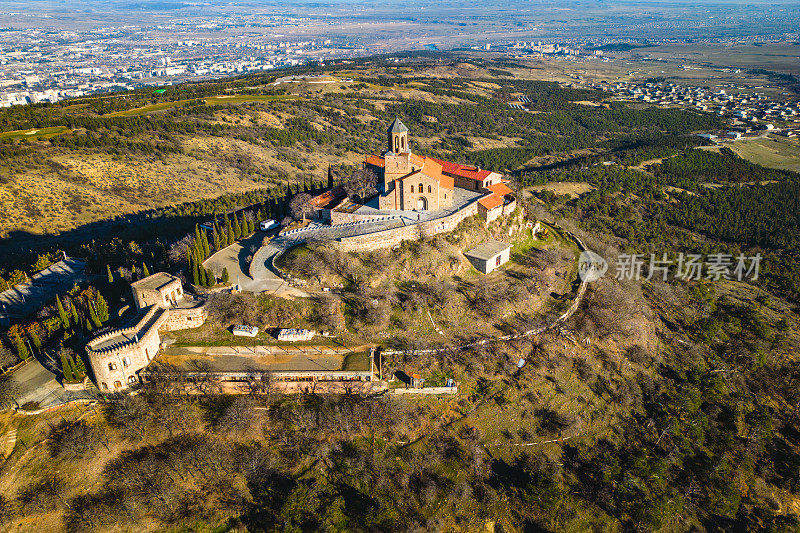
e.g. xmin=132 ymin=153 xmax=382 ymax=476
xmin=259 ymin=219 xmax=280 ymax=231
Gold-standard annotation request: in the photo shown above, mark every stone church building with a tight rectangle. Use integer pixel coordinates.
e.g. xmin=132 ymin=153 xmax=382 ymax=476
xmin=366 ymin=118 xmax=509 ymax=213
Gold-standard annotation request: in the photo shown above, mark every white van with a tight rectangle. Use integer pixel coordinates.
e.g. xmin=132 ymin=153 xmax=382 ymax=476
xmin=259 ymin=219 xmax=279 ymax=231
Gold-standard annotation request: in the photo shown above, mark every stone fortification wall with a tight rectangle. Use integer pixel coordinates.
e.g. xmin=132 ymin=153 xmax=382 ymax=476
xmin=86 ymin=306 xmax=168 ymax=392
xmin=162 ymin=305 xmax=207 ymax=331
xmin=336 ymin=202 xmax=479 ymax=253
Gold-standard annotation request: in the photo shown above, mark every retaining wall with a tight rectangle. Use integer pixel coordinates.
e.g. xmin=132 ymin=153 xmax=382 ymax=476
xmin=335 ymin=202 xmax=479 ymax=253
xmin=329 ymin=211 xmax=396 ymax=225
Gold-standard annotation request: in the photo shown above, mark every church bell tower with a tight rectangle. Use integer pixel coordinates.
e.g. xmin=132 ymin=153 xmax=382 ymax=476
xmin=387 ymin=117 xmax=409 ymax=154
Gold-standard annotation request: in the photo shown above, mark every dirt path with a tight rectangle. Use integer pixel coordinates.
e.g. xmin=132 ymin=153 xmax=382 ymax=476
xmin=383 ymin=223 xmax=590 ymax=358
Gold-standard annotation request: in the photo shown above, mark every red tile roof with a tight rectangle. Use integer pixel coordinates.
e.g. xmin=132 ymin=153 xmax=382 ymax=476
xmin=365 ymin=153 xmax=481 ymax=190
xmin=365 ymin=155 xmax=385 ymax=168
xmin=421 ymin=157 xmax=454 ymax=189
xmin=487 ymin=182 xmax=513 ymax=196
xmin=310 ymin=186 xmax=346 ymax=209
xmin=430 ymin=157 xmax=492 ymax=181
xmin=478 ymin=194 xmax=504 ymax=210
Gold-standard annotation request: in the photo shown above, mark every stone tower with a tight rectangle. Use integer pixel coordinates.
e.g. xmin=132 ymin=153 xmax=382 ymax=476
xmin=387 ymin=117 xmax=409 ymax=154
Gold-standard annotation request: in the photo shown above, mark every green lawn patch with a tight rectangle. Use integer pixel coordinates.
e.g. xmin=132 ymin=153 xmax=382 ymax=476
xmin=0 ymin=126 xmax=69 ymax=141
xmin=104 ymin=94 xmax=295 ymax=117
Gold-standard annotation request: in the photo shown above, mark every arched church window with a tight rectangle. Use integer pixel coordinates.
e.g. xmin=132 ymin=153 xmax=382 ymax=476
xmin=428 ymin=185 xmax=432 ymax=193
xmin=418 ymin=183 xmax=423 ymax=192
xmin=410 ymin=185 xmax=414 ymax=193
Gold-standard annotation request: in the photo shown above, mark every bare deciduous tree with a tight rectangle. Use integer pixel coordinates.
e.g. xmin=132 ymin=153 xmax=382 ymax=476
xmin=168 ymin=235 xmax=195 ymax=265
xmin=343 ymin=167 xmax=379 ymax=202
xmin=289 ymin=192 xmax=314 ymax=221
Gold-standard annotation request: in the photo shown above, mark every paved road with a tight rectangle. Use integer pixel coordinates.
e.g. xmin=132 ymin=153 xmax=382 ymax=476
xmin=164 ymin=344 xmax=372 ymax=357
xmin=204 ymin=233 xmax=307 ymax=297
xmin=2 ymin=359 xmax=95 ymax=410
xmin=249 ymin=217 xmax=416 ymax=287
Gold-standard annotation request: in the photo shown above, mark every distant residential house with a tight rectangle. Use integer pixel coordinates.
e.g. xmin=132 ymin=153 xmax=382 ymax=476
xmin=465 ymin=239 xmax=513 ymax=274
xmin=697 ymin=133 xmax=718 ymax=141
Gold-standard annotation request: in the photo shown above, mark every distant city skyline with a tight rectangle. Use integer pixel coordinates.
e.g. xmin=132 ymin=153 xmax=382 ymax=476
xmin=0 ymin=0 xmax=797 ymax=106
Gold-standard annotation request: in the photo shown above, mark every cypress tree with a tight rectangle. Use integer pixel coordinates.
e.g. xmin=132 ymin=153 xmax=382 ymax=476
xmin=85 ymin=318 xmax=93 ymax=333
xmin=9 ymin=327 xmax=28 ymax=360
xmin=131 ymin=265 xmax=137 ymax=280
xmin=201 ymin=230 xmax=211 ymax=257
xmin=69 ymin=355 xmax=81 ymax=379
xmin=61 ymin=351 xmax=74 ymax=382
xmin=212 ymin=226 xmax=221 ymax=252
xmin=96 ymin=293 xmax=109 ymax=323
xmin=74 ymin=355 xmax=86 ymax=378
xmin=70 ymin=302 xmax=80 ymax=328
xmin=192 ymin=240 xmax=201 ymax=263
xmin=198 ymin=264 xmax=207 ymax=286
xmin=57 ymin=297 xmax=70 ymax=329
xmin=227 ymin=220 xmax=235 ymax=244
xmin=224 ymin=216 xmax=232 ymax=242
xmin=192 ymin=258 xmax=200 ymax=286
xmin=194 ymin=223 xmax=202 ymax=247
xmin=106 ymin=264 xmax=114 ymax=284
xmin=233 ymin=214 xmax=242 ymax=240
xmin=27 ymin=325 xmax=42 ymax=349
xmin=195 ymin=246 xmax=205 ymax=269
xmin=221 ymin=267 xmax=230 ymax=283
xmin=205 ymin=267 xmax=215 ymax=287
xmin=89 ymin=302 xmax=101 ymax=328
xmin=142 ymin=262 xmax=151 ymax=278
xmin=328 ymin=165 xmax=334 ymax=188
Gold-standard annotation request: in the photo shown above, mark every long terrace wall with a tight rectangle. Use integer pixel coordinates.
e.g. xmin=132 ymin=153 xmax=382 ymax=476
xmin=329 ymin=210 xmax=397 ymax=225
xmin=335 ymin=202 xmax=479 ymax=253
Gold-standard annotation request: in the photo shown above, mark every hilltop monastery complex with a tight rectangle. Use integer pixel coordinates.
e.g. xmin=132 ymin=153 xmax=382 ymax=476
xmin=83 ymin=119 xmax=519 ymax=392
